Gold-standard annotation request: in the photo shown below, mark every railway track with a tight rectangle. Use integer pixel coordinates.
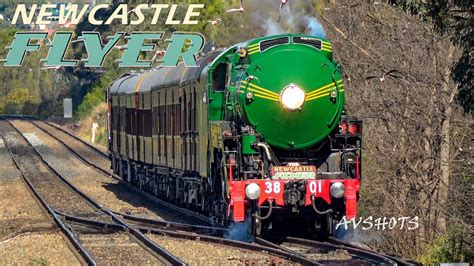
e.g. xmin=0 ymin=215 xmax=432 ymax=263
xmin=31 ymin=119 xmax=216 ymax=226
xmin=115 ymin=212 xmax=409 ymax=265
xmin=1 ymin=117 xmax=315 ymax=265
xmin=115 ymin=210 xmax=411 ymax=264
xmin=104 ymin=209 xmax=409 ymax=265
xmin=3 ymin=116 xmax=410 ymax=265
xmin=58 ymin=211 xmax=316 ymax=265
xmin=0 ymin=119 xmax=184 ymax=265
xmin=327 ymin=237 xmax=412 ymax=265
xmin=256 ymin=236 xmax=405 ymax=265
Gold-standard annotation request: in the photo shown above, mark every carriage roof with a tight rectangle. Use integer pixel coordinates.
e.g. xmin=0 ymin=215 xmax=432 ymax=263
xmin=109 ymin=53 xmax=220 ymax=95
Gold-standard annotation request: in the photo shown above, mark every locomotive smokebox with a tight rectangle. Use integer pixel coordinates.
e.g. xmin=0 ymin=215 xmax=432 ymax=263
xmin=237 ymin=35 xmax=345 ymax=151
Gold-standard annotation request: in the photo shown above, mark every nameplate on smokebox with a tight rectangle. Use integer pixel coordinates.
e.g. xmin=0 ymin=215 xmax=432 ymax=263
xmin=271 ymin=165 xmax=316 ymax=180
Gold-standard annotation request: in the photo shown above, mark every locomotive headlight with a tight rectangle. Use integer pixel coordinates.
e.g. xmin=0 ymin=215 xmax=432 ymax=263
xmin=330 ymin=182 xmax=345 ymax=198
xmin=280 ymin=84 xmax=306 ymax=111
xmin=245 ymin=183 xmax=261 ymax=200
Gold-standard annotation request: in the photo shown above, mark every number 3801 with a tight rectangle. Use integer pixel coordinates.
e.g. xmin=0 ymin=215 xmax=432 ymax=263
xmin=263 ymin=181 xmax=321 ymax=194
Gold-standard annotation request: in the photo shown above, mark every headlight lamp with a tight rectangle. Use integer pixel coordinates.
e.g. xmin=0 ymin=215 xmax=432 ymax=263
xmin=330 ymin=182 xmax=345 ymax=198
xmin=280 ymin=84 xmax=306 ymax=111
xmin=245 ymin=183 xmax=261 ymax=200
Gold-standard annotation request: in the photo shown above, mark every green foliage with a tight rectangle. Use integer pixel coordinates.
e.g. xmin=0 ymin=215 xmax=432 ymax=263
xmin=0 ymin=28 xmax=70 ymax=118
xmin=2 ymin=87 xmax=37 ymax=114
xmin=421 ymin=225 xmax=473 ymax=264
xmin=4 ymin=87 xmax=34 ymax=105
xmin=75 ymin=85 xmax=104 ymax=120
xmin=75 ymin=69 xmax=115 ymax=120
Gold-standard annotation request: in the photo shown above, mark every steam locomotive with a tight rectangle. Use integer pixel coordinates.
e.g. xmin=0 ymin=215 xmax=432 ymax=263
xmin=107 ymin=34 xmax=362 ymax=237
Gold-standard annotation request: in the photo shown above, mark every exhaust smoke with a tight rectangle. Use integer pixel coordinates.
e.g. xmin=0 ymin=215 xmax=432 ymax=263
xmin=224 ymin=219 xmax=254 ymax=242
xmin=244 ymin=0 xmax=325 ymax=37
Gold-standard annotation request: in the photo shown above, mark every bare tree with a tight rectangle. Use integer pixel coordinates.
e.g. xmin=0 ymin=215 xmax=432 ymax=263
xmin=320 ymin=0 xmax=473 ymax=259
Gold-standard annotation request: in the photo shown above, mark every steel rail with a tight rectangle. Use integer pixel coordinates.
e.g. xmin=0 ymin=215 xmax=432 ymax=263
xmin=261 ymin=235 xmax=398 ymax=264
xmin=110 ymin=212 xmax=406 ymax=265
xmin=56 ymin=212 xmax=318 ymax=266
xmin=31 ymin=119 xmax=217 ymax=226
xmin=0 ymin=131 xmax=98 ymax=266
xmin=43 ymin=120 xmax=108 ymax=157
xmin=328 ymin=237 xmax=412 ymax=265
xmin=5 ymin=119 xmax=186 ymax=266
xmin=114 ymin=212 xmax=226 ymax=236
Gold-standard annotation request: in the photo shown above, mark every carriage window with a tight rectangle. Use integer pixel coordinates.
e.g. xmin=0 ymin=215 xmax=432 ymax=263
xmin=126 ymin=108 xmax=132 ymax=134
xmin=182 ymin=90 xmax=186 ymax=133
xmin=188 ymin=88 xmax=192 ymax=131
xmin=141 ymin=109 xmax=152 ymax=137
xmin=193 ymin=86 xmax=197 ymax=131
xmin=137 ymin=109 xmax=141 ymax=136
xmin=121 ymin=107 xmax=126 ymax=133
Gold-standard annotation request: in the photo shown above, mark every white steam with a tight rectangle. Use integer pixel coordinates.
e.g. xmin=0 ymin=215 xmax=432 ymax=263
xmin=244 ymin=0 xmax=325 ymax=37
xmin=305 ymin=16 xmax=325 ymax=37
xmin=224 ymin=220 xmax=254 ymax=242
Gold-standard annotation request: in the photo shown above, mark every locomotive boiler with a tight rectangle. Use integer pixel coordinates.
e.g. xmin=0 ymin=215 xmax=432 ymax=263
xmin=107 ymin=34 xmax=362 ymax=238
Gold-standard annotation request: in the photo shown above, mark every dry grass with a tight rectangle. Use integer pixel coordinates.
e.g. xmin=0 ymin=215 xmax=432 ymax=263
xmin=74 ymin=103 xmax=108 ymax=147
xmin=0 ymin=232 xmax=80 ymax=265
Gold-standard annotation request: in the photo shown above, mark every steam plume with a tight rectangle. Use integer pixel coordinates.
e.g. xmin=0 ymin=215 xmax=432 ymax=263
xmin=243 ymin=0 xmax=325 ymax=37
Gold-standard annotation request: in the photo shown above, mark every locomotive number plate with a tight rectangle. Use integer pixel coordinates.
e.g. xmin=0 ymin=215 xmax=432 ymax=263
xmin=271 ymin=165 xmax=316 ymax=180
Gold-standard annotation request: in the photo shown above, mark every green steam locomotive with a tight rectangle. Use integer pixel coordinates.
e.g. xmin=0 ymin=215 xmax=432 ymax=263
xmin=108 ymin=34 xmax=362 ymax=237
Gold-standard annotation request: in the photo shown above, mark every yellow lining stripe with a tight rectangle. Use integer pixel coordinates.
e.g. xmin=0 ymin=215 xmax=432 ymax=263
xmin=307 ymin=80 xmax=343 ymax=96
xmin=322 ymin=41 xmax=333 ymax=52
xmin=249 ymin=88 xmax=279 ymax=99
xmin=240 ymin=80 xmax=344 ymax=102
xmin=241 ymin=81 xmax=280 ymax=98
xmin=248 ymin=43 xmax=259 ymax=48
xmin=248 ymin=51 xmax=259 ymax=55
xmin=135 ymin=73 xmax=150 ymax=93
xmin=307 ymin=87 xmax=344 ymax=100
xmin=240 ymin=86 xmax=279 ymax=101
xmin=307 ymin=85 xmax=344 ymax=100
xmin=307 ymin=93 xmax=330 ymax=101
xmin=307 ymin=87 xmax=337 ymax=99
xmin=306 ymin=88 xmax=345 ymax=101
xmin=253 ymin=93 xmax=279 ymax=101
xmin=248 ymin=46 xmax=260 ymax=52
xmin=240 ymin=85 xmax=279 ymax=100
